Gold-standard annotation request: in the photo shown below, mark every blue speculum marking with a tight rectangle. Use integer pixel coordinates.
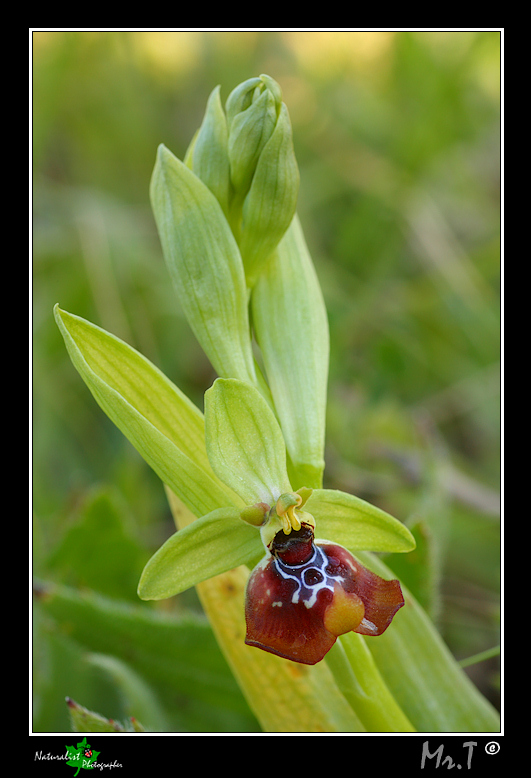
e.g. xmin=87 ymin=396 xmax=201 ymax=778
xmin=273 ymin=544 xmax=349 ymax=608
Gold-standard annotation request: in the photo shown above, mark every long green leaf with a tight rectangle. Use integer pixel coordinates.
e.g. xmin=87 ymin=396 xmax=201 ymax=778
xmin=35 ymin=579 xmax=255 ymax=727
xmin=205 ymin=378 xmax=292 ymax=505
xmin=308 ymin=488 xmax=416 ymax=553
xmin=138 ymin=507 xmax=263 ymax=600
xmin=54 ymin=306 xmax=241 ymax=517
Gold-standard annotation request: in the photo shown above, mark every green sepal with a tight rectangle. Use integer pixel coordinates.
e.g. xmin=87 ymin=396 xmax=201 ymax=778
xmin=205 ymin=378 xmax=292 ymax=506
xmin=149 ymin=143 xmax=257 ymax=385
xmin=307 ymin=488 xmax=416 ymax=553
xmin=137 ymin=507 xmax=263 ymax=600
xmin=54 ymin=305 xmax=240 ymax=518
xmin=251 ymin=216 xmax=329 ymax=489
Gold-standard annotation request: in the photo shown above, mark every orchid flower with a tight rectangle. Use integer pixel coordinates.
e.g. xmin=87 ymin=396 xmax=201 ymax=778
xmin=136 ymin=377 xmax=413 ymax=665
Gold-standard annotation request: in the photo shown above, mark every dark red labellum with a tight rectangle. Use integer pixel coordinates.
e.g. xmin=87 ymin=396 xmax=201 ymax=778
xmin=245 ymin=528 xmax=404 ymax=665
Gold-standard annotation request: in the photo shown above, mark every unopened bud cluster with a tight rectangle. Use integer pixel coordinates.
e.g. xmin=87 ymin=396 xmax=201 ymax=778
xmin=186 ymin=74 xmax=299 ymax=286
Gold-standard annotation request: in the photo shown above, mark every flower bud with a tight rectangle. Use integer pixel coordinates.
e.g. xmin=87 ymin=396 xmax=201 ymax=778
xmin=189 ymin=85 xmax=231 ymax=217
xmin=226 ymin=76 xmax=279 ymax=201
xmin=238 ymin=100 xmax=300 ymax=285
xmin=227 ymin=75 xmax=299 ymax=285
xmin=189 ymin=75 xmax=300 ymax=287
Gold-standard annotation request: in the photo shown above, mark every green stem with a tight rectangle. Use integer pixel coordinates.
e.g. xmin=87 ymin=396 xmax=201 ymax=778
xmin=458 ymin=645 xmax=500 ymax=669
xmin=325 ymin=633 xmax=416 ymax=732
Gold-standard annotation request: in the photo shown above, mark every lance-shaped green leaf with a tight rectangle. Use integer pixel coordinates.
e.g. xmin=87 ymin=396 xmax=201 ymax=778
xmin=138 ymin=507 xmax=263 ymax=601
xmin=239 ymin=102 xmax=300 ymax=286
xmin=205 ymin=378 xmax=292 ymax=506
xmin=307 ymin=489 xmax=416 ymax=553
xmin=54 ymin=305 xmax=241 ymax=517
xmin=251 ymin=215 xmax=329 ymax=490
xmin=150 ymin=143 xmax=257 ymax=385
xmin=190 ymin=85 xmax=231 ymax=217
xmin=35 ymin=578 xmax=251 ymax=721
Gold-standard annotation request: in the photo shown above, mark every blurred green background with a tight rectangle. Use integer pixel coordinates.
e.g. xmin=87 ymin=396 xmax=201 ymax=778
xmin=33 ymin=30 xmax=501 ymax=732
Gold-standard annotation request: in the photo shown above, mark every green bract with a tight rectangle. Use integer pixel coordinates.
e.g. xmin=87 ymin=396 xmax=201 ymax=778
xmin=252 ymin=215 xmax=329 ymax=489
xmin=53 ymin=305 xmax=241 ymax=518
xmin=150 ymin=144 xmax=257 ymax=386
